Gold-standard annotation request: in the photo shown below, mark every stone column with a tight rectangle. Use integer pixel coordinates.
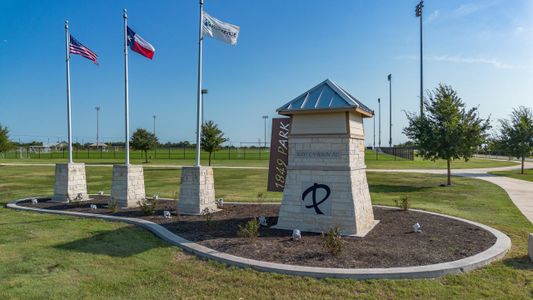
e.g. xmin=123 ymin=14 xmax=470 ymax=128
xmin=111 ymin=164 xmax=146 ymax=208
xmin=178 ymin=166 xmax=218 ymax=215
xmin=52 ymin=163 xmax=89 ymax=202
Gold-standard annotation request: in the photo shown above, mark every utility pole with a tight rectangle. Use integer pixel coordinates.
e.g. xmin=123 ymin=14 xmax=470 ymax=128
xmin=388 ymin=74 xmax=392 ymax=148
xmin=416 ymin=0 xmax=424 ymax=116
xmin=95 ymin=106 xmax=100 ymax=147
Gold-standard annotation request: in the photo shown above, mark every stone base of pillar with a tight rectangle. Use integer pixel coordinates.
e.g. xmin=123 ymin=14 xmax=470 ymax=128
xmin=111 ymin=164 xmax=146 ymax=209
xmin=178 ymin=166 xmax=218 ymax=215
xmin=52 ymin=163 xmax=89 ymax=203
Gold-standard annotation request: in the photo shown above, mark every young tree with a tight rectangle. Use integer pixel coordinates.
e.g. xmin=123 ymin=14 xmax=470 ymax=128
xmin=201 ymin=120 xmax=228 ymax=166
xmin=403 ymin=84 xmax=490 ymax=185
xmin=0 ymin=124 xmax=14 ymax=158
xmin=498 ymin=106 xmax=533 ymax=174
xmin=130 ymin=128 xmax=158 ymax=163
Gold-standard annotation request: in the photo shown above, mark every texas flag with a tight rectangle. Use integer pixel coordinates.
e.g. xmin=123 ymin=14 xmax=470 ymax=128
xmin=127 ymin=26 xmax=155 ymax=59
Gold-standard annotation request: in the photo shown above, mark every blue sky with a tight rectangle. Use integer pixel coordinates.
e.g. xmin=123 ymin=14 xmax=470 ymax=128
xmin=1 ymin=0 xmax=532 ymax=146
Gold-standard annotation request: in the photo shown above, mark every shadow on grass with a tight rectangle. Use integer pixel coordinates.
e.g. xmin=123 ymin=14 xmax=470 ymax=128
xmin=369 ymin=184 xmax=431 ymax=194
xmin=502 ymin=255 xmax=533 ymax=270
xmin=54 ymin=226 xmax=168 ymax=257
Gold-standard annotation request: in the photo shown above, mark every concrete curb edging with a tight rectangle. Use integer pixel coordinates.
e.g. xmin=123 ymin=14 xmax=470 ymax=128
xmin=7 ymin=198 xmax=511 ymax=280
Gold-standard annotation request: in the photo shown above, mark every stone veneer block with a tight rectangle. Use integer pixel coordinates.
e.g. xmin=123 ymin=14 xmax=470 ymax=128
xmin=52 ymin=163 xmax=89 ymax=202
xmin=529 ymin=233 xmax=533 ymax=262
xmin=111 ymin=164 xmax=146 ymax=208
xmin=178 ymin=166 xmax=218 ymax=215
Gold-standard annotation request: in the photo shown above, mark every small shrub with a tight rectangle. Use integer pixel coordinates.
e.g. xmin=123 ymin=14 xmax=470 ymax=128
xmin=322 ymin=227 xmax=343 ymax=256
xmin=137 ymin=198 xmax=157 ymax=216
xmin=394 ymin=196 xmax=410 ymax=211
xmin=238 ymin=218 xmax=260 ymax=242
xmin=202 ymin=207 xmax=214 ymax=228
xmin=256 ymin=192 xmax=266 ymax=202
xmin=108 ymin=197 xmax=119 ymax=213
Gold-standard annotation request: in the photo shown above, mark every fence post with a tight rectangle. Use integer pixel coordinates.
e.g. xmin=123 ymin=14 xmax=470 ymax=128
xmin=228 ymin=147 xmax=231 ymax=160
xmin=100 ymin=147 xmax=103 ymax=159
xmin=244 ymin=148 xmax=246 ymax=160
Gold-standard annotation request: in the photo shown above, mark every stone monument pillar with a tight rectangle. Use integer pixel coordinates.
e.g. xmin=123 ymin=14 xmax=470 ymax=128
xmin=52 ymin=162 xmax=89 ymax=202
xmin=273 ymin=79 xmax=378 ymax=237
xmin=111 ymin=164 xmax=146 ymax=209
xmin=178 ymin=166 xmax=218 ymax=215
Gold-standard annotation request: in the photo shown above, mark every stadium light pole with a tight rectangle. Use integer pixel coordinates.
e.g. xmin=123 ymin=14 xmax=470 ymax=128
xmin=262 ymin=115 xmax=268 ymax=148
xmin=153 ymin=115 xmax=156 ymax=135
xmin=416 ymin=0 xmax=424 ymax=116
xmin=95 ymin=106 xmax=100 ymax=147
xmin=378 ymin=98 xmax=381 ymax=148
xmin=388 ymin=74 xmax=392 ymax=148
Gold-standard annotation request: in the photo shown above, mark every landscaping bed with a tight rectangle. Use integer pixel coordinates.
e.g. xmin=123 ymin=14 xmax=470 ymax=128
xmin=19 ymin=197 xmax=496 ymax=268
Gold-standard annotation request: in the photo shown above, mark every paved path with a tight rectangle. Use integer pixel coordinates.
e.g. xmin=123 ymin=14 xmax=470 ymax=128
xmin=2 ymin=161 xmax=532 ymax=223
xmin=370 ymin=162 xmax=533 ymax=224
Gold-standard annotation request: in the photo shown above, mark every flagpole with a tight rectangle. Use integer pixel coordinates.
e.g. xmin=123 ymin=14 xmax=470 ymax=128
xmin=194 ymin=0 xmax=204 ymax=167
xmin=124 ymin=9 xmax=130 ymax=165
xmin=65 ymin=20 xmax=73 ymax=164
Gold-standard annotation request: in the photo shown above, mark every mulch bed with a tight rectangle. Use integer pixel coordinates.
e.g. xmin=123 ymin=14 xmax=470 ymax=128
xmin=18 ymin=196 xmax=497 ymax=268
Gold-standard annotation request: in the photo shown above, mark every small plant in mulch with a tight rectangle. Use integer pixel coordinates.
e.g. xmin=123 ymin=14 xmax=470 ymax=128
xmin=108 ymin=197 xmax=119 ymax=213
xmin=201 ymin=207 xmax=214 ymax=229
xmin=321 ymin=227 xmax=343 ymax=256
xmin=394 ymin=196 xmax=410 ymax=211
xmin=137 ymin=198 xmax=157 ymax=216
xmin=256 ymin=192 xmax=267 ymax=202
xmin=238 ymin=218 xmax=260 ymax=243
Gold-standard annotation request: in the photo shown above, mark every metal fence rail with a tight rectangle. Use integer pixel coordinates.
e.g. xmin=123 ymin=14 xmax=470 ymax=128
xmin=376 ymin=147 xmax=415 ymax=160
xmin=2 ymin=146 xmax=271 ymax=161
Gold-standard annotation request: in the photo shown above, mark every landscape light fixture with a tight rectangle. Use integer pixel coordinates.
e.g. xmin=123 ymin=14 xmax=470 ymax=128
xmin=416 ymin=0 xmax=424 ymax=116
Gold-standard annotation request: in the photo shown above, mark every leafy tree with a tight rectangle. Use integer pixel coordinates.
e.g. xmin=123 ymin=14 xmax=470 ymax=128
xmin=201 ymin=120 xmax=228 ymax=166
xmin=497 ymin=106 xmax=533 ymax=174
xmin=131 ymin=128 xmax=158 ymax=163
xmin=403 ymin=84 xmax=490 ymax=185
xmin=0 ymin=124 xmax=14 ymax=157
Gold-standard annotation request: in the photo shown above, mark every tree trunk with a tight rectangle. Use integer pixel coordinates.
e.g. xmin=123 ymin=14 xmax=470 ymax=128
xmin=447 ymin=158 xmax=451 ymax=186
xmin=145 ymin=150 xmax=148 ymax=163
xmin=208 ymin=151 xmax=212 ymax=166
xmin=521 ymin=156 xmax=525 ymax=174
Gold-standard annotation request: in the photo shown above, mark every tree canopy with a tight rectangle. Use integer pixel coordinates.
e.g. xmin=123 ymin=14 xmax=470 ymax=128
xmin=403 ymin=84 xmax=490 ymax=185
xmin=130 ymin=128 xmax=158 ymax=163
xmin=497 ymin=106 xmax=533 ymax=174
xmin=201 ymin=121 xmax=228 ymax=166
xmin=0 ymin=124 xmax=14 ymax=156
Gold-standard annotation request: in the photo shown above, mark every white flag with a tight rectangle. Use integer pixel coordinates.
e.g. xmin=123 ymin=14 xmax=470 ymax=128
xmin=202 ymin=12 xmax=240 ymax=45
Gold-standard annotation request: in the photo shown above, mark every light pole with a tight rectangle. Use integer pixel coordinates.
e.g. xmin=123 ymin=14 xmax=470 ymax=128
xmin=378 ymin=98 xmax=381 ymax=147
xmin=387 ymin=74 xmax=392 ymax=148
xmin=262 ymin=115 xmax=268 ymax=148
xmin=416 ymin=0 xmax=424 ymax=116
xmin=153 ymin=115 xmax=156 ymax=135
xmin=95 ymin=106 xmax=100 ymax=147
xmin=201 ymin=88 xmax=208 ymax=125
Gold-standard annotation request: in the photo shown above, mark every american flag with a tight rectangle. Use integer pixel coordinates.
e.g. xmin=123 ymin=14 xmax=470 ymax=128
xmin=69 ymin=35 xmax=98 ymax=65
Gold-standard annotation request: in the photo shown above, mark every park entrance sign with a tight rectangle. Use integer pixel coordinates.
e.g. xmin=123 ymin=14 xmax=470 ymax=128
xmin=273 ymin=79 xmax=378 ymax=237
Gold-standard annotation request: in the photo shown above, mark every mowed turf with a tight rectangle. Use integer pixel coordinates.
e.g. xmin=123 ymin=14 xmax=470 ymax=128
xmin=0 ymin=149 xmax=518 ymax=170
xmin=490 ymin=168 xmax=533 ymax=183
xmin=0 ymin=165 xmax=532 ymax=298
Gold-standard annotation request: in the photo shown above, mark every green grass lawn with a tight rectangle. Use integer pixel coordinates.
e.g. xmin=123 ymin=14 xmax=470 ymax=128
xmin=0 ymin=165 xmax=532 ymax=298
xmin=0 ymin=149 xmax=518 ymax=170
xmin=490 ymin=169 xmax=533 ymax=183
